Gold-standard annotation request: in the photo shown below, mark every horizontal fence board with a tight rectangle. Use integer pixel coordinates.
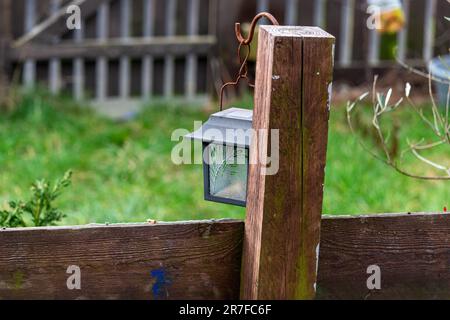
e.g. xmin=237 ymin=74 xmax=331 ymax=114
xmin=0 ymin=220 xmax=244 ymax=300
xmin=0 ymin=213 xmax=448 ymax=299
xmin=10 ymin=36 xmax=216 ymax=61
xmin=318 ymin=213 xmax=450 ymax=300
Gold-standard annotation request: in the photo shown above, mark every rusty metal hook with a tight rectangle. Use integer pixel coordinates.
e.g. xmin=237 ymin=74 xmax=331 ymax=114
xmin=234 ymin=12 xmax=280 ymax=45
xmin=219 ymin=43 xmax=254 ymax=111
xmin=219 ymin=12 xmax=280 ymax=111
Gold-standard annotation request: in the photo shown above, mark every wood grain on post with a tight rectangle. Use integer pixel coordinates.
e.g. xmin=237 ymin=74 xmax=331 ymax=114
xmin=241 ymin=26 xmax=334 ymax=300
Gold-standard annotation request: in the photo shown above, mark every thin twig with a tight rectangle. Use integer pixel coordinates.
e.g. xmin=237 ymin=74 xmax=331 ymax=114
xmin=346 ymin=79 xmax=450 ymax=180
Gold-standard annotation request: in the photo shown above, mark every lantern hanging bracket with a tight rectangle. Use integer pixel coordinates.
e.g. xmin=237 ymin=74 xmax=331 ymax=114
xmin=219 ymin=12 xmax=280 ymax=111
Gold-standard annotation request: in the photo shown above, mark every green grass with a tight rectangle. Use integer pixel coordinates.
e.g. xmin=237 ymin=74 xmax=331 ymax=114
xmin=324 ymin=106 xmax=448 ymax=215
xmin=0 ymin=92 xmax=447 ymax=226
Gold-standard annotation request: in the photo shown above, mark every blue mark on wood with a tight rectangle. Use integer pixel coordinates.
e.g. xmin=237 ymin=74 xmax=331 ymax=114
xmin=151 ymin=268 xmax=170 ymax=299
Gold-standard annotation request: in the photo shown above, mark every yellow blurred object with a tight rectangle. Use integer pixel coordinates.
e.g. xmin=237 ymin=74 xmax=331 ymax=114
xmin=378 ymin=8 xmax=405 ymax=33
xmin=368 ymin=0 xmax=405 ymax=34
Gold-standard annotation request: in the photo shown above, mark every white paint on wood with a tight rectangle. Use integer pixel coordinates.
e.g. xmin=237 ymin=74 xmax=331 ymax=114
xmin=73 ymin=58 xmax=84 ymax=100
xmin=23 ymin=61 xmax=36 ymax=88
xmin=339 ymin=0 xmax=354 ymax=67
xmin=186 ymin=0 xmax=200 ymax=99
xmin=285 ymin=0 xmax=298 ymax=26
xmin=314 ymin=0 xmax=326 ymax=28
xmin=49 ymin=59 xmax=61 ymax=94
xmin=164 ymin=0 xmax=177 ymax=98
xmin=142 ymin=56 xmax=153 ymax=100
xmin=97 ymin=3 xmax=109 ymax=41
xmin=187 ymin=0 xmax=200 ymax=35
xmin=96 ymin=57 xmax=108 ymax=101
xmin=314 ymin=243 xmax=320 ymax=292
xmin=165 ymin=0 xmax=177 ymax=36
xmin=143 ymin=0 xmax=155 ymax=37
xmin=164 ymin=56 xmax=175 ymax=98
xmin=257 ymin=0 xmax=270 ymax=24
xmin=120 ymin=0 xmax=131 ymax=99
xmin=142 ymin=0 xmax=155 ymax=100
xmin=73 ymin=20 xmax=85 ymax=100
xmin=96 ymin=2 xmax=109 ymax=101
xmin=368 ymin=29 xmax=380 ymax=66
xmin=24 ymin=0 xmax=36 ymax=37
xmin=49 ymin=0 xmax=61 ymax=94
xmin=120 ymin=0 xmax=131 ymax=39
xmin=257 ymin=0 xmax=269 ymax=13
xmin=423 ymin=0 xmax=436 ymax=61
xmin=23 ymin=0 xmax=36 ymax=87
xmin=186 ymin=54 xmax=197 ymax=99
xmin=120 ymin=57 xmax=130 ymax=98
xmin=397 ymin=0 xmax=409 ymax=61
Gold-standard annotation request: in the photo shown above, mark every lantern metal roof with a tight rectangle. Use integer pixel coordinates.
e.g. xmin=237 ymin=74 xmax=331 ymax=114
xmin=185 ymin=107 xmax=253 ymax=148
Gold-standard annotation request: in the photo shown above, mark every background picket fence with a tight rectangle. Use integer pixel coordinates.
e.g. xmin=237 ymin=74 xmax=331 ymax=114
xmin=2 ymin=0 xmax=449 ymax=106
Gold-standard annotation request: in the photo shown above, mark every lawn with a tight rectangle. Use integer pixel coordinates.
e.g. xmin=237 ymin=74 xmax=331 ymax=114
xmin=0 ymin=92 xmax=447 ymax=226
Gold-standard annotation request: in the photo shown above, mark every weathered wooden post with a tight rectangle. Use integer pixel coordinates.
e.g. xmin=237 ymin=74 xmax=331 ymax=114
xmin=0 ymin=0 xmax=12 ymax=95
xmin=241 ymin=26 xmax=334 ymax=300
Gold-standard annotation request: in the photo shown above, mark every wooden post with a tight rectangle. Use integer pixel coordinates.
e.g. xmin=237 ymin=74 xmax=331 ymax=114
xmin=241 ymin=26 xmax=334 ymax=300
xmin=0 ymin=0 xmax=12 ymax=95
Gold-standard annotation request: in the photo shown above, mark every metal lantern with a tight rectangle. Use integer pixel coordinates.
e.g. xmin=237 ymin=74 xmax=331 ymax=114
xmin=185 ymin=108 xmax=252 ymax=207
xmin=185 ymin=12 xmax=279 ymax=207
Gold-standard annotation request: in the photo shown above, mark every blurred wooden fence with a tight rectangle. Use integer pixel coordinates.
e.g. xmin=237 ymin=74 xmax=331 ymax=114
xmin=249 ymin=0 xmax=445 ymax=67
xmin=3 ymin=0 xmax=216 ymax=105
xmin=0 ymin=0 xmax=448 ymax=104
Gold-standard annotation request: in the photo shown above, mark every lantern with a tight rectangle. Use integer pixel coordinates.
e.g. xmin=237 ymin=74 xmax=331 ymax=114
xmin=185 ymin=12 xmax=279 ymax=207
xmin=185 ymin=108 xmax=252 ymax=207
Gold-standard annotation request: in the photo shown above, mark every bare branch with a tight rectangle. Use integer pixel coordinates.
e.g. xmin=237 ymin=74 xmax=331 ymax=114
xmin=346 ymin=78 xmax=450 ymax=181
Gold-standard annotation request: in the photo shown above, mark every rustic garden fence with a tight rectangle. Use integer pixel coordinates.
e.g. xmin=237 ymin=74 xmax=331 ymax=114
xmin=0 ymin=23 xmax=449 ymax=300
xmin=219 ymin=0 xmax=447 ymax=71
xmin=1 ymin=0 xmax=216 ymax=107
xmin=1 ymin=0 xmax=448 ymax=110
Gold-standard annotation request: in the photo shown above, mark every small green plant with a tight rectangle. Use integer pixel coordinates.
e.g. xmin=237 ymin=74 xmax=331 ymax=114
xmin=0 ymin=171 xmax=73 ymax=228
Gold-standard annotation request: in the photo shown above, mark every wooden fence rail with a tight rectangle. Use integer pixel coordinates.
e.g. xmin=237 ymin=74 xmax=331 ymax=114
xmin=0 ymin=213 xmax=448 ymax=300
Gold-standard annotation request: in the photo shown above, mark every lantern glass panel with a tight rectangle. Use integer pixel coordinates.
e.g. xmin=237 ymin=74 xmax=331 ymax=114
xmin=206 ymin=143 xmax=248 ymax=204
